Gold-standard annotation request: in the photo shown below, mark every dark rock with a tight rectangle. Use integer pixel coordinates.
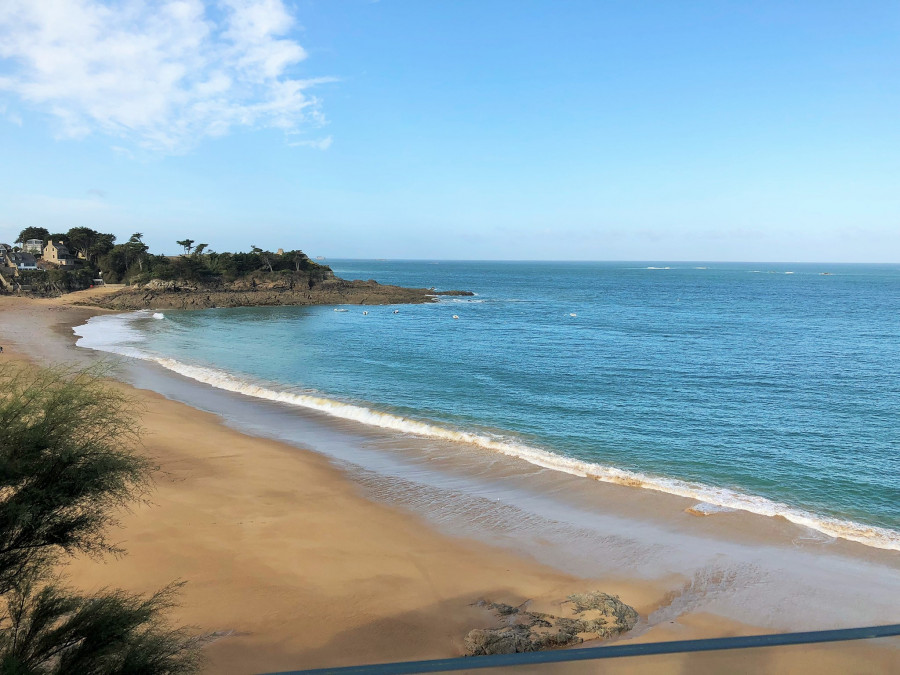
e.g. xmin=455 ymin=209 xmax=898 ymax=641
xmin=464 ymin=628 xmax=528 ymax=655
xmin=79 ymin=274 xmax=475 ymax=311
xmin=464 ymin=591 xmax=638 ymax=656
xmin=491 ymin=603 xmax=521 ymax=616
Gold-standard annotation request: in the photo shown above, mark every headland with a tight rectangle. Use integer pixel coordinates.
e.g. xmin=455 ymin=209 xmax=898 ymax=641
xmin=4 ymin=232 xmax=472 ymax=310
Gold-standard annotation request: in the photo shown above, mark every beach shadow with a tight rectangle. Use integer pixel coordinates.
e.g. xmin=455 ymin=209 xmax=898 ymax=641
xmin=202 ymin=594 xmax=822 ymax=675
xmin=204 ymin=590 xmax=520 ymax=673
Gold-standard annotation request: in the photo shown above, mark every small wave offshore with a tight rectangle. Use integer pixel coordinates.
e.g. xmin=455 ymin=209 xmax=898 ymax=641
xmin=73 ymin=311 xmax=900 ymax=553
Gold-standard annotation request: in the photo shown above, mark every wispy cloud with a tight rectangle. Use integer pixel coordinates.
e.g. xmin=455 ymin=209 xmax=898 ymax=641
xmin=0 ymin=0 xmax=332 ymax=153
xmin=288 ymin=135 xmax=332 ymax=150
xmin=111 ymin=145 xmax=136 ymax=160
xmin=0 ymin=102 xmax=22 ymax=126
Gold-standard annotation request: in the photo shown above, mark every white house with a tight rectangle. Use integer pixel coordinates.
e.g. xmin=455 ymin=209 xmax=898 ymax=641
xmin=23 ymin=239 xmax=44 ymax=254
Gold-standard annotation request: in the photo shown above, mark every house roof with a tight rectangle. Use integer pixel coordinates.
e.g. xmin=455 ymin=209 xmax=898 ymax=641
xmin=48 ymin=241 xmax=75 ymax=257
xmin=8 ymin=252 xmax=37 ymax=265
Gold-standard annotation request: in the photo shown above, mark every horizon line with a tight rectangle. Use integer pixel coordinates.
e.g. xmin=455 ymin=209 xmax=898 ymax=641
xmin=318 ymin=258 xmax=900 ymax=265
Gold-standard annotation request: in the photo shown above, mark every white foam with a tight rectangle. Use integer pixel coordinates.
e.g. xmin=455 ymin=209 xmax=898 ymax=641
xmin=686 ymin=502 xmax=736 ymax=516
xmin=73 ymin=310 xmax=152 ymax=357
xmin=152 ymin=312 xmax=165 ymax=320
xmin=72 ymin=313 xmax=900 ymax=553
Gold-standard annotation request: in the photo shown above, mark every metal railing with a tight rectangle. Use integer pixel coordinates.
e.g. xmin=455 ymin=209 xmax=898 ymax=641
xmin=263 ymin=623 xmax=900 ymax=675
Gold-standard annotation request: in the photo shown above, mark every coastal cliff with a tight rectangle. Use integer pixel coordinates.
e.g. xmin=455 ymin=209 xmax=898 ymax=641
xmin=80 ymin=272 xmax=473 ymax=311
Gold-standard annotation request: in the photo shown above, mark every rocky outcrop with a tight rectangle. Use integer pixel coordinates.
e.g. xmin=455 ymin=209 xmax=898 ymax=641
xmin=464 ymin=592 xmax=638 ymax=656
xmin=431 ymin=289 xmax=475 ymax=297
xmin=79 ymin=275 xmax=473 ymax=311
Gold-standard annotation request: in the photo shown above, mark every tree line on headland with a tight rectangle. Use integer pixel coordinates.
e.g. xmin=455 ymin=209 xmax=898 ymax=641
xmin=12 ymin=226 xmax=327 ymax=295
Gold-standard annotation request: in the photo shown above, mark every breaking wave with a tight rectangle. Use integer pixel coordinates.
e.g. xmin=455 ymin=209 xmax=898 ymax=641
xmin=73 ymin=312 xmax=900 ymax=553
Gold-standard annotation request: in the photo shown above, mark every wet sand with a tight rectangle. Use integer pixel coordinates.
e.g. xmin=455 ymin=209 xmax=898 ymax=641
xmin=1 ymin=289 xmax=897 ymax=673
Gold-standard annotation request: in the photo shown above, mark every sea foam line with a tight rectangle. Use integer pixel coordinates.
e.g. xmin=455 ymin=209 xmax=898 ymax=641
xmin=74 ymin=315 xmax=900 ymax=553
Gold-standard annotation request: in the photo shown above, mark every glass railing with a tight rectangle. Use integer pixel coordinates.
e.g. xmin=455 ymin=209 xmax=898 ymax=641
xmin=261 ymin=625 xmax=900 ymax=674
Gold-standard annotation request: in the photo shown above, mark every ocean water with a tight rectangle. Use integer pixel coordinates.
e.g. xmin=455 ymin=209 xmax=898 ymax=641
xmin=75 ymin=261 xmax=900 ymax=551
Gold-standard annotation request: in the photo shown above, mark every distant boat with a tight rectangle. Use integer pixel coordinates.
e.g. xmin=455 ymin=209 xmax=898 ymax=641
xmin=785 ymin=271 xmax=794 ymax=275
xmin=569 ymin=313 xmax=577 ymax=317
xmin=334 ymin=308 xmax=348 ymax=312
xmin=393 ymin=310 xmax=400 ymax=314
xmin=820 ymin=272 xmax=832 ymax=276
xmin=452 ymin=315 xmax=459 ymax=320
xmin=363 ymin=310 xmax=368 ymax=315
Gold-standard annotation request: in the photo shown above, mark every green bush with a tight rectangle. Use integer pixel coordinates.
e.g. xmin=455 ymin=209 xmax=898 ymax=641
xmin=0 ymin=364 xmax=204 ymax=673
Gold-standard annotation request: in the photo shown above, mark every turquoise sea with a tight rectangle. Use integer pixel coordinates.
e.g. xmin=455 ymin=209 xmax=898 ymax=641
xmin=75 ymin=261 xmax=900 ymax=551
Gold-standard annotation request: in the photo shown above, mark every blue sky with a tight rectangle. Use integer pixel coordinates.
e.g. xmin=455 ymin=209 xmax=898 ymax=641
xmin=0 ymin=0 xmax=897 ymax=261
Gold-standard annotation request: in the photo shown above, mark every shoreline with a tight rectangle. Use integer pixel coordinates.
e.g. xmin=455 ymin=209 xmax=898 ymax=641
xmin=1 ymin=289 xmax=897 ymax=673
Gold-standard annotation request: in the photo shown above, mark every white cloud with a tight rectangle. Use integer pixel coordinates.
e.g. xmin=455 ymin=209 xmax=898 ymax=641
xmin=289 ymin=135 xmax=332 ymax=150
xmin=0 ymin=0 xmax=331 ymax=152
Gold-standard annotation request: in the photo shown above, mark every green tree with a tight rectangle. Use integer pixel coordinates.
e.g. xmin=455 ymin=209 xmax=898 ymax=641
xmin=15 ymin=228 xmax=49 ymax=246
xmin=97 ymin=247 xmax=128 ymax=284
xmin=250 ymin=245 xmax=274 ymax=273
xmin=126 ymin=233 xmax=150 ymax=272
xmin=0 ymin=364 xmax=204 ymax=672
xmin=192 ymin=244 xmax=208 ymax=257
xmin=1 ymin=579 xmax=202 ymax=674
xmin=99 ymin=234 xmax=151 ymax=283
xmin=287 ymin=250 xmax=309 ymax=272
xmin=66 ymin=228 xmax=115 ymax=265
xmin=175 ymin=240 xmax=195 ymax=255
xmin=171 ymin=255 xmax=206 ymax=282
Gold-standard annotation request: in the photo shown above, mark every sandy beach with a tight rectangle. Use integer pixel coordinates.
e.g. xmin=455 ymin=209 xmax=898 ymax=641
xmin=1 ymin=289 xmax=896 ymax=674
